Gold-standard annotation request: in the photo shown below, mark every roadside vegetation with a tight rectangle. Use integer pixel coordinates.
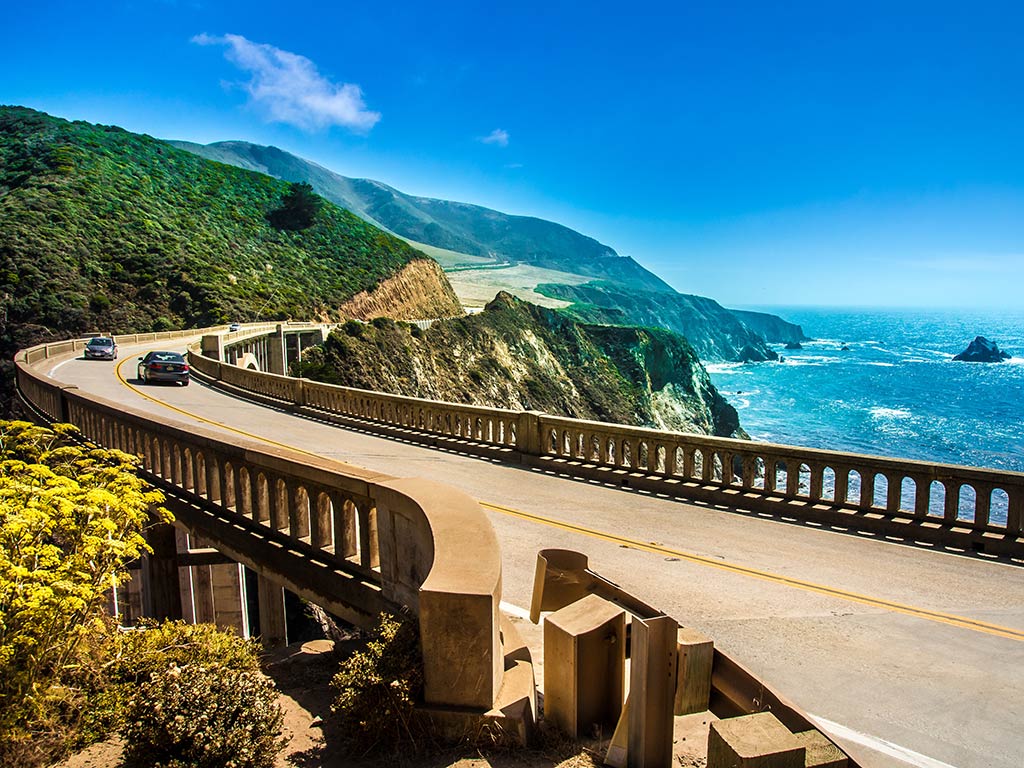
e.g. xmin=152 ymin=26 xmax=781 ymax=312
xmin=0 ymin=420 xmax=284 ymax=767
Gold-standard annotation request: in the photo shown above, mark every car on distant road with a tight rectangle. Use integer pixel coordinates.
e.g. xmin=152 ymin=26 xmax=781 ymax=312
xmin=137 ymin=351 xmax=190 ymax=386
xmin=84 ymin=336 xmax=118 ymax=360
xmin=229 ymin=322 xmax=241 ymax=332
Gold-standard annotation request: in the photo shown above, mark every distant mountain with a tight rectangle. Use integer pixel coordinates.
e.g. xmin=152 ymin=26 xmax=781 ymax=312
xmin=171 ymin=140 xmax=675 ymax=293
xmin=295 ymin=292 xmax=745 ymax=438
xmin=0 ymin=107 xmax=458 ymax=369
xmin=536 ymin=282 xmax=778 ymax=362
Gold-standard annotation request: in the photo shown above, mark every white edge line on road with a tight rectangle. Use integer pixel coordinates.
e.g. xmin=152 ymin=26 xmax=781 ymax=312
xmin=500 ymin=601 xmax=956 ymax=768
xmin=49 ymin=358 xmax=75 ymax=375
xmin=807 ymin=715 xmax=958 ymax=768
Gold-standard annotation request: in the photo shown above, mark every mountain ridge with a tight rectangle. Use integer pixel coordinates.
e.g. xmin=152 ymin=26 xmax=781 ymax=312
xmin=171 ymin=139 xmax=675 ymax=293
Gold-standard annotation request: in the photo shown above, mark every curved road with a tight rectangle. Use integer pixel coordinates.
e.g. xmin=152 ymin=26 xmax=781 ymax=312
xmin=42 ymin=336 xmax=1024 ymax=768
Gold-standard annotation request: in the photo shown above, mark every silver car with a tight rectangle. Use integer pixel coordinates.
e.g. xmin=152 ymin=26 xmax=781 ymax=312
xmin=84 ymin=337 xmax=118 ymax=360
xmin=137 ymin=351 xmax=190 ymax=386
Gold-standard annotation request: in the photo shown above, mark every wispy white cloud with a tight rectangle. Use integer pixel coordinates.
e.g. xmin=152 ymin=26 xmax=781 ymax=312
xmin=192 ymin=33 xmax=380 ymax=133
xmin=479 ymin=128 xmax=510 ymax=147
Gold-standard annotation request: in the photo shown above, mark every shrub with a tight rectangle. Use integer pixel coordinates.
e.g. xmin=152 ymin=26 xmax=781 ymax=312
xmin=122 ymin=662 xmax=285 ymax=768
xmin=331 ymin=612 xmax=425 ymax=754
xmin=0 ymin=420 xmax=166 ymax=760
xmin=71 ymin=620 xmax=267 ymax=740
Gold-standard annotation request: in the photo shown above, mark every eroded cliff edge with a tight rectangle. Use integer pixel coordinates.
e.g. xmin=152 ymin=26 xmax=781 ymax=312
xmin=298 ymin=292 xmax=744 ymax=438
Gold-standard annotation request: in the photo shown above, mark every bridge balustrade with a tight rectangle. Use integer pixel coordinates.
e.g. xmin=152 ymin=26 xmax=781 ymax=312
xmin=190 ymin=334 xmax=1024 ymax=557
xmin=15 ymin=336 xmax=507 ymax=712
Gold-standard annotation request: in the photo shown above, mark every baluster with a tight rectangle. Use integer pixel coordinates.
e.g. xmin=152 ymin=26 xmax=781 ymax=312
xmin=886 ymin=472 xmax=902 ymax=514
xmin=291 ymin=484 xmax=311 ymax=542
xmin=741 ymin=454 xmax=756 ymax=489
xmin=311 ymin=489 xmax=333 ymax=550
xmin=859 ymin=472 xmax=876 ymax=510
xmin=973 ymin=484 xmax=991 ymax=527
xmin=207 ymin=456 xmax=222 ymax=504
xmin=331 ymin=493 xmax=358 ymax=559
xmin=786 ymin=461 xmax=801 ymax=497
xmin=942 ymin=480 xmax=959 ymax=521
xmin=270 ymin=476 xmax=289 ymax=532
xmin=1007 ymin=488 xmax=1023 ymax=534
xmin=808 ymin=463 xmax=824 ymax=501
xmin=222 ymin=462 xmax=237 ymax=512
xmin=833 ymin=466 xmax=849 ymax=504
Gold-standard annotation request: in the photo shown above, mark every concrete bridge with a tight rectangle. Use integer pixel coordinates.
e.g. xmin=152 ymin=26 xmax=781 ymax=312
xmin=15 ymin=324 xmax=1024 ymax=768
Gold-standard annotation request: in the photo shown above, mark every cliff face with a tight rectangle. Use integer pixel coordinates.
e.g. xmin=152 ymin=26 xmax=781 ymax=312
xmin=339 ymin=259 xmax=463 ymax=320
xmin=536 ymin=282 xmax=778 ymax=362
xmin=296 ymin=292 xmax=744 ymax=437
xmin=727 ymin=309 xmax=808 ymax=344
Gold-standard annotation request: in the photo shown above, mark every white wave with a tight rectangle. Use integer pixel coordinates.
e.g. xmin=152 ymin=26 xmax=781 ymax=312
xmin=870 ymin=406 xmax=912 ymax=419
xmin=705 ymin=363 xmax=750 ymax=374
xmin=862 ymin=361 xmax=896 ymax=367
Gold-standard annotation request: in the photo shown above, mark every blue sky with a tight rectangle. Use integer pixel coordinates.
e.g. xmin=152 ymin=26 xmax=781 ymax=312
xmin=5 ymin=1 xmax=1023 ymax=308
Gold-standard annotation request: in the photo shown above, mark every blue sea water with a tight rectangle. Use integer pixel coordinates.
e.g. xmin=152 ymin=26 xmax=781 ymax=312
xmin=707 ymin=307 xmax=1024 ymax=480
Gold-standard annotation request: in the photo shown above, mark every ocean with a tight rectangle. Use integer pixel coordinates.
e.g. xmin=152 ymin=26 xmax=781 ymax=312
xmin=707 ymin=307 xmax=1024 ymax=499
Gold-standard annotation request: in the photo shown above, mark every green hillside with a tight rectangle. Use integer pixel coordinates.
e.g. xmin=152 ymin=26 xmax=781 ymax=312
xmin=172 ymin=140 xmax=675 ymax=293
xmin=0 ymin=107 xmax=430 ymax=356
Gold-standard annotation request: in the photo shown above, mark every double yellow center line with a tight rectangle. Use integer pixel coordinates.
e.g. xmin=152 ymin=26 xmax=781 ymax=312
xmin=114 ymin=352 xmax=1024 ymax=643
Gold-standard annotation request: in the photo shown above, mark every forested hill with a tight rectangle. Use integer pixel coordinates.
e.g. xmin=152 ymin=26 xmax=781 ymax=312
xmin=0 ymin=107 xmax=447 ymax=359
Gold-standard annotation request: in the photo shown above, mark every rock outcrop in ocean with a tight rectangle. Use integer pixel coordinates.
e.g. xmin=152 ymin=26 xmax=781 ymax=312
xmin=953 ymin=336 xmax=1011 ymax=362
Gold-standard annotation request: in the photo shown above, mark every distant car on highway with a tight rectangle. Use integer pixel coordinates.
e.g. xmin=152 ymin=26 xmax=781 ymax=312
xmin=137 ymin=351 xmax=190 ymax=386
xmin=229 ymin=322 xmax=241 ymax=332
xmin=84 ymin=336 xmax=117 ymax=360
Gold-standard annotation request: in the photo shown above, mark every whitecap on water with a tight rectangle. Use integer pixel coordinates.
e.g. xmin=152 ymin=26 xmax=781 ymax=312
xmin=705 ymin=362 xmax=752 ymax=374
xmin=869 ymin=406 xmax=912 ymax=419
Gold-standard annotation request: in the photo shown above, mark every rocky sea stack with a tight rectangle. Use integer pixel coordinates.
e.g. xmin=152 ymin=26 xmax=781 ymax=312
xmin=953 ymin=336 xmax=1011 ymax=362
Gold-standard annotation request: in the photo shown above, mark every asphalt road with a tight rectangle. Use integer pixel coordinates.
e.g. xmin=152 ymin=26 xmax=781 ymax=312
xmin=42 ymin=337 xmax=1024 ymax=768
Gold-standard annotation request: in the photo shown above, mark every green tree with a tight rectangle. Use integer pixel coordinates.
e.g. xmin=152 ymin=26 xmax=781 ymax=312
xmin=0 ymin=420 xmax=167 ymax=745
xmin=267 ymin=181 xmax=322 ymax=231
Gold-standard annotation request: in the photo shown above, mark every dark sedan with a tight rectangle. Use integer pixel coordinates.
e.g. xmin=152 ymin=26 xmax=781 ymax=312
xmin=137 ymin=351 xmax=190 ymax=386
xmin=84 ymin=336 xmax=118 ymax=360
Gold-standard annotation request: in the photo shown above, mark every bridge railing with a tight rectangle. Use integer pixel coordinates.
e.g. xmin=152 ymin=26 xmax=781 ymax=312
xmin=14 ymin=338 xmax=506 ymax=711
xmin=189 ymin=336 xmax=1024 ymax=557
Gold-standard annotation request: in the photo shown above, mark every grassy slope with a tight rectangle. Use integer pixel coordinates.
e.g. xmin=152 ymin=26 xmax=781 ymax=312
xmin=0 ymin=107 xmax=427 ymax=353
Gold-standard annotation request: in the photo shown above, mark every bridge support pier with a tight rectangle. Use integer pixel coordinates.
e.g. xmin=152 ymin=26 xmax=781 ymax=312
xmin=141 ymin=522 xmax=183 ymax=621
xmin=268 ymin=327 xmax=287 ymax=375
xmin=257 ymin=574 xmax=288 ymax=649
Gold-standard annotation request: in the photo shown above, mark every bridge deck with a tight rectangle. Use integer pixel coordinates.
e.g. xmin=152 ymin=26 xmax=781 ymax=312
xmin=42 ymin=336 xmax=1024 ymax=768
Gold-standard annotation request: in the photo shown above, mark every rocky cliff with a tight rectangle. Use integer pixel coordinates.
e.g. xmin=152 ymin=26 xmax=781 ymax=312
xmin=339 ymin=259 xmax=463 ymax=320
xmin=727 ymin=309 xmax=809 ymax=344
xmin=295 ymin=292 xmax=744 ymax=437
xmin=535 ymin=282 xmax=778 ymax=362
